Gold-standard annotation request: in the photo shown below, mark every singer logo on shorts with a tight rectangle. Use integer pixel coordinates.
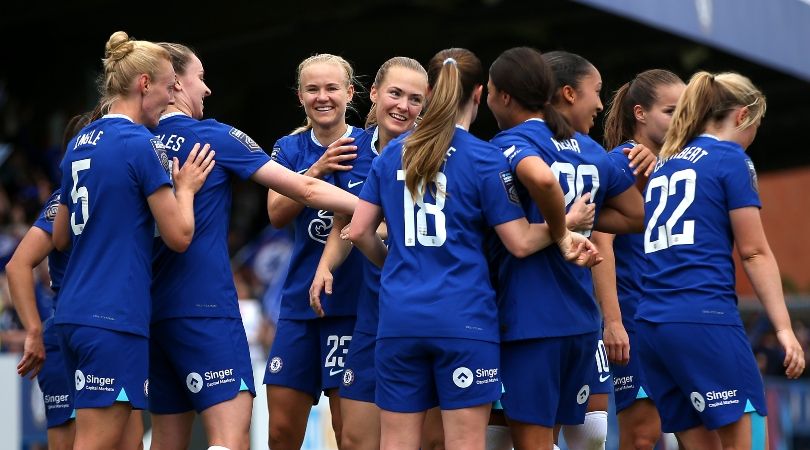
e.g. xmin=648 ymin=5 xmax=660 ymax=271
xmin=75 ymin=369 xmax=115 ymax=392
xmin=187 ymin=368 xmax=237 ymax=393
xmin=692 ymin=389 xmax=739 ymax=412
xmin=43 ymin=393 xmax=71 ymax=411
xmin=613 ymin=375 xmax=635 ymax=392
xmin=452 ymin=366 xmax=499 ymax=389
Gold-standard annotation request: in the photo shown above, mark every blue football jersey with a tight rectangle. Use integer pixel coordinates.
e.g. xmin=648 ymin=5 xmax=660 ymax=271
xmin=31 ymin=189 xmax=70 ymax=321
xmin=606 ymin=144 xmax=645 ymax=332
xmin=491 ymin=119 xmax=634 ymax=341
xmin=334 ymin=126 xmax=382 ymax=334
xmin=638 ymin=135 xmax=761 ymax=326
xmin=274 ymin=126 xmax=367 ymax=319
xmin=150 ymin=113 xmax=272 ymax=321
xmin=55 ymin=114 xmax=172 ymax=337
xmin=359 ymin=126 xmax=524 ymax=342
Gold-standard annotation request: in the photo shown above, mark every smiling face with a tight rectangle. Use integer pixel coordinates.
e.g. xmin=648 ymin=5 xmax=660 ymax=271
xmin=175 ymin=53 xmax=211 ymax=120
xmin=371 ymin=66 xmax=427 ymax=142
xmin=568 ymin=65 xmax=603 ymax=133
xmin=297 ymin=61 xmax=354 ymax=131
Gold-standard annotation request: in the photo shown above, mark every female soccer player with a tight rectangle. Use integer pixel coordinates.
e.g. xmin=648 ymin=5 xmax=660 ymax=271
xmin=6 ymin=111 xmax=145 ymax=450
xmin=594 ymin=69 xmax=685 ymax=450
xmin=264 ymin=53 xmax=368 ymax=449
xmin=51 ymin=31 xmax=214 ymax=450
xmin=148 ymin=44 xmax=359 ymax=450
xmin=637 ymin=71 xmax=805 ymax=449
xmin=348 ymin=47 xmax=596 ymax=450
xmin=309 ymin=56 xmax=429 ymax=450
xmin=486 ymin=48 xmax=643 ymax=450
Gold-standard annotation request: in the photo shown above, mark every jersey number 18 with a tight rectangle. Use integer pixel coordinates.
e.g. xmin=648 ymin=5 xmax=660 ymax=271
xmin=397 ymin=170 xmax=447 ymax=247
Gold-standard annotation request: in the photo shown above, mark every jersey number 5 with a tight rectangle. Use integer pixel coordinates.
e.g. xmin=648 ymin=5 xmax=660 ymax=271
xmin=397 ymin=170 xmax=447 ymax=247
xmin=70 ymin=158 xmax=92 ymax=235
xmin=644 ymin=169 xmax=696 ymax=253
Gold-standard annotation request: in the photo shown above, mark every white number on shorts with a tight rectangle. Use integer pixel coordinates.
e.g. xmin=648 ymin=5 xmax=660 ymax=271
xmin=325 ymin=335 xmax=352 ymax=368
xmin=70 ymin=158 xmax=92 ymax=235
xmin=550 ymin=162 xmax=600 ymax=237
xmin=595 ymin=339 xmax=610 ymax=375
xmin=397 ymin=169 xmax=447 ymax=247
xmin=644 ymin=169 xmax=696 ymax=253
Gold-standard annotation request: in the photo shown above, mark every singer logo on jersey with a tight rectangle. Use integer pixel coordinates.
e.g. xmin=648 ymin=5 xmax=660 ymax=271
xmin=229 ymin=127 xmax=262 ymax=152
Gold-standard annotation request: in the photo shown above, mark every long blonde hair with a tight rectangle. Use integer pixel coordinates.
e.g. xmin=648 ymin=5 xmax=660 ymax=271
xmin=291 ymin=53 xmax=357 ymax=135
xmin=660 ymin=71 xmax=766 ymax=159
xmin=97 ymin=31 xmax=170 ymax=114
xmin=402 ymin=48 xmax=483 ymax=199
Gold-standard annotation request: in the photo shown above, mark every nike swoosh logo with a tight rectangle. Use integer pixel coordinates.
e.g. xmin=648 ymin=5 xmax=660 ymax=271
xmin=297 ymin=168 xmax=308 ymax=174
xmin=599 ymin=374 xmax=611 ymax=382
xmin=347 ymin=180 xmax=364 ymax=189
xmin=329 ymin=369 xmax=344 ymax=376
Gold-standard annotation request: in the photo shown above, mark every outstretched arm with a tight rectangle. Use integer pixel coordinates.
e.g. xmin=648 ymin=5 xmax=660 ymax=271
xmin=265 ymin=137 xmax=357 ymax=227
xmin=253 ymin=160 xmax=358 ymax=217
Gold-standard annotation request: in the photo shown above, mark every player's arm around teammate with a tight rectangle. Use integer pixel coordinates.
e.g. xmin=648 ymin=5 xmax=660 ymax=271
xmin=50 ymin=31 xmax=212 ymax=450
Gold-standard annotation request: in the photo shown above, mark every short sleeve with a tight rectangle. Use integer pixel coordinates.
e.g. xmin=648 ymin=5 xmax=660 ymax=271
xmin=602 ymin=153 xmax=635 ymax=198
xmin=33 ymin=190 xmax=61 ymax=235
xmin=476 ymin=149 xmax=525 ymax=227
xmin=491 ymin=133 xmax=539 ymax=174
xmin=719 ymin=147 xmax=761 ymax=210
xmin=210 ymin=123 xmax=271 ymax=180
xmin=132 ymin=136 xmax=172 ymax=197
xmin=607 ymin=148 xmax=636 ymax=187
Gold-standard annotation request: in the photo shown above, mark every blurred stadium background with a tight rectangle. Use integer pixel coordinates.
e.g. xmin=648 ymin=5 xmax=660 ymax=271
xmin=0 ymin=1 xmax=808 ymax=448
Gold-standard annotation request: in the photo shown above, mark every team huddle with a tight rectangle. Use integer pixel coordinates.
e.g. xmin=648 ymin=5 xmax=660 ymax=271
xmin=4 ymin=30 xmax=806 ymax=450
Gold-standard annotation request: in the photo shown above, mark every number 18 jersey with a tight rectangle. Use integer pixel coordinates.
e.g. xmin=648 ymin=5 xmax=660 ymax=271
xmin=638 ymin=135 xmax=761 ymax=326
xmin=359 ymin=127 xmax=524 ymax=343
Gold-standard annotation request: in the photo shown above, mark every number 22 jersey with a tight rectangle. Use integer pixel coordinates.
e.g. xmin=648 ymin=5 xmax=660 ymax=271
xmin=638 ymin=135 xmax=761 ymax=326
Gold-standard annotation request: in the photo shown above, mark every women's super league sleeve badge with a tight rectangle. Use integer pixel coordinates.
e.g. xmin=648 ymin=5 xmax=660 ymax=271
xmin=499 ymin=171 xmax=520 ymax=205
xmin=745 ymin=159 xmax=759 ymax=192
xmin=150 ymin=137 xmax=172 ymax=175
xmin=45 ymin=192 xmax=61 ymax=222
xmin=229 ymin=127 xmax=262 ymax=152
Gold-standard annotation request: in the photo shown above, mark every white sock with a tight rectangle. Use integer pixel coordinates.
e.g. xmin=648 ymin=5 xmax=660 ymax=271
xmin=562 ymin=410 xmax=608 ymax=450
xmin=208 ymin=447 xmax=231 ymax=450
xmin=553 ymin=445 xmax=561 ymax=450
xmin=486 ymin=425 xmax=513 ymax=450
